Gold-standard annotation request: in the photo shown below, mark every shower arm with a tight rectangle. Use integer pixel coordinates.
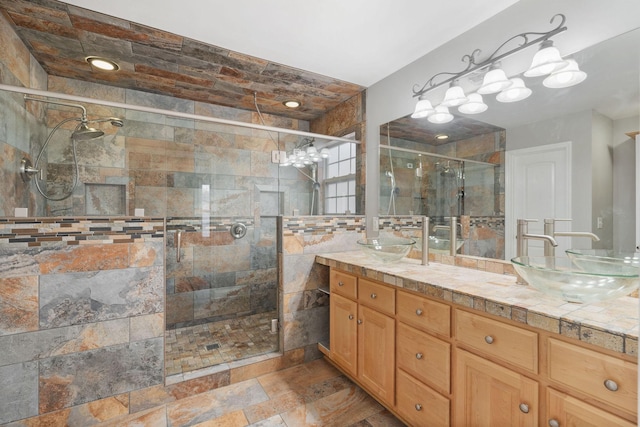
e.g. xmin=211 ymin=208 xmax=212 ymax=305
xmin=24 ymin=95 xmax=87 ymax=122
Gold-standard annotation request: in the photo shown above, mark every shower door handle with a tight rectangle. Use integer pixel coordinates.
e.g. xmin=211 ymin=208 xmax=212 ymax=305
xmin=176 ymin=230 xmax=183 ymax=263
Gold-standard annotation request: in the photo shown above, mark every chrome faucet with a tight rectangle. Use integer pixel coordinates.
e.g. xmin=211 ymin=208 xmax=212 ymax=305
xmin=543 ymin=218 xmax=600 ymax=256
xmin=516 ymin=219 xmax=558 ymax=258
xmin=396 ymin=216 xmax=429 ymax=265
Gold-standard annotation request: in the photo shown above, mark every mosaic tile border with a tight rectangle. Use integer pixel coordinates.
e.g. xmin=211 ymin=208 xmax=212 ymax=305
xmin=282 ymin=216 xmax=366 ymax=236
xmin=0 ymin=217 xmax=164 ymax=247
xmin=166 ymin=217 xmax=256 ymax=232
xmin=316 ymin=254 xmax=638 ymax=357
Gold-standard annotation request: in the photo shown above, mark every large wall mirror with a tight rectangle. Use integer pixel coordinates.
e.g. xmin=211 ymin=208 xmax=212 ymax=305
xmin=380 ymin=27 xmax=639 ymax=260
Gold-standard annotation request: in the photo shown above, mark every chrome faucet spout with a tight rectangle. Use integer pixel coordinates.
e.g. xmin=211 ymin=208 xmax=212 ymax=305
xmin=522 ymin=233 xmax=559 ymax=247
xmin=554 ymin=231 xmax=600 ymax=241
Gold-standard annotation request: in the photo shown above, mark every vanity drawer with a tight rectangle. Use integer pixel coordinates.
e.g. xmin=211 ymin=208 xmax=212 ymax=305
xmin=397 ymin=290 xmax=450 ymax=336
xmin=397 ymin=322 xmax=451 ymax=393
xmin=547 ymin=338 xmax=638 ymax=415
xmin=396 ymin=369 xmax=450 ymax=427
xmin=358 ymin=279 xmax=395 ymax=316
xmin=455 ymin=309 xmax=538 ymax=373
xmin=330 ymin=269 xmax=357 ymax=300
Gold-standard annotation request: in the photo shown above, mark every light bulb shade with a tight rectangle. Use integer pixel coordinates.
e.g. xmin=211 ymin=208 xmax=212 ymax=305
xmin=524 ymin=41 xmax=568 ymax=77
xmin=441 ymin=85 xmax=468 ymax=107
xmin=496 ymin=78 xmax=532 ymax=103
xmin=477 ymin=67 xmax=512 ymax=94
xmin=458 ymin=93 xmax=488 ymax=114
xmin=306 ymin=145 xmax=317 ymax=155
xmin=427 ymin=105 xmax=454 ymax=124
xmin=320 ymin=148 xmax=330 ymax=158
xmin=411 ymin=97 xmax=435 ymax=118
xmin=542 ymin=59 xmax=587 ymax=88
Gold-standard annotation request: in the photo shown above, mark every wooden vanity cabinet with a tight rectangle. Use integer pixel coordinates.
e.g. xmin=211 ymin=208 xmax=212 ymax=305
xmin=328 ymin=270 xmax=396 ymax=407
xmin=326 ymin=268 xmax=638 ymax=427
xmin=546 ymin=388 xmax=636 ymax=427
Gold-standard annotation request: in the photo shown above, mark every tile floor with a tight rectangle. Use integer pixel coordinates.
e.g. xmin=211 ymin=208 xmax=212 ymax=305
xmin=96 ymin=358 xmax=406 ymax=426
xmin=166 ymin=311 xmax=279 ymax=376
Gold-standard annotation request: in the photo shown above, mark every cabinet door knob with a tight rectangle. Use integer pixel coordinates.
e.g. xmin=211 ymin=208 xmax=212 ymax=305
xmin=357 ymin=319 xmax=362 ymax=324
xmin=519 ymin=403 xmax=529 ymax=414
xmin=415 ymin=404 xmax=423 ymax=411
xmin=348 ymin=314 xmax=354 ymax=320
xmin=338 ymin=281 xmax=344 ymax=286
xmin=604 ymin=379 xmax=619 ymax=392
xmin=370 ymin=293 xmax=377 ymax=299
xmin=416 ymin=353 xmax=423 ymax=360
xmin=484 ymin=335 xmax=494 ymax=344
xmin=415 ymin=309 xmax=423 ymax=316
xmin=548 ymin=420 xmax=560 ymax=427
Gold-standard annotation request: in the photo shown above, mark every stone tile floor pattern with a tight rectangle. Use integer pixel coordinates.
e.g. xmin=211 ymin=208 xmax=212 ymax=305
xmin=96 ymin=358 xmax=407 ymax=426
xmin=166 ymin=311 xmax=279 ymax=376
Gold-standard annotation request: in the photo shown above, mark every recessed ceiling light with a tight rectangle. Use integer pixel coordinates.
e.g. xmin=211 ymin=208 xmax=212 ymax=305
xmin=86 ymin=56 xmax=119 ymax=71
xmin=283 ymin=100 xmax=301 ymax=108
xmin=435 ymin=134 xmax=449 ymax=140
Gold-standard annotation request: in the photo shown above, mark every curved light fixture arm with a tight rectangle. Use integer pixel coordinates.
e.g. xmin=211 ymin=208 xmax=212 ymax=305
xmin=412 ymin=14 xmax=567 ymax=97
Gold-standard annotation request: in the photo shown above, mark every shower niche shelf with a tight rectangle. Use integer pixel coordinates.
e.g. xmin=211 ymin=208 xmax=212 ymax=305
xmin=85 ymin=183 xmax=126 ymax=216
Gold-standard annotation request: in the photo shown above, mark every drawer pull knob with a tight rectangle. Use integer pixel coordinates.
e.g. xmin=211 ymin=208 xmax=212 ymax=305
xmin=370 ymin=293 xmax=377 ymax=299
xmin=416 ymin=353 xmax=423 ymax=360
xmin=604 ymin=379 xmax=619 ymax=392
xmin=415 ymin=404 xmax=423 ymax=411
xmin=416 ymin=309 xmax=423 ymax=316
xmin=548 ymin=420 xmax=560 ymax=427
xmin=338 ymin=281 xmax=344 ymax=286
xmin=357 ymin=319 xmax=363 ymax=324
xmin=519 ymin=403 xmax=529 ymax=414
xmin=348 ymin=314 xmax=354 ymax=320
xmin=484 ymin=335 xmax=494 ymax=344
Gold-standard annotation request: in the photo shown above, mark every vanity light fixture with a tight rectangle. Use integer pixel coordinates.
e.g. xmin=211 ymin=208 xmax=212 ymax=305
xmin=279 ymin=138 xmax=329 ymax=167
xmin=283 ymin=100 xmax=301 ymax=108
xmin=496 ymin=78 xmax=532 ymax=103
xmin=542 ymin=59 xmax=587 ymax=88
xmin=86 ymin=56 xmax=119 ymax=71
xmin=411 ymin=14 xmax=586 ymax=121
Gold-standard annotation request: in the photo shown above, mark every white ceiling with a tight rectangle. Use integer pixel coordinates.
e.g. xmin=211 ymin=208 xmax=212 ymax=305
xmin=61 ymin=0 xmax=520 ymax=87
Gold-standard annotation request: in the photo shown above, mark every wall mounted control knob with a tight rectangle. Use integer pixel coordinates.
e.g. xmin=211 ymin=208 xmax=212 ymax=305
xmin=484 ymin=335 xmax=494 ymax=344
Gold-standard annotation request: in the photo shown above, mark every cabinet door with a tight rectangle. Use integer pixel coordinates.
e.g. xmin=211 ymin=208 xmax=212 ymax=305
xmin=358 ymin=304 xmax=395 ymax=406
xmin=330 ymin=293 xmax=358 ymax=376
xmin=547 ymin=388 xmax=636 ymax=427
xmin=455 ymin=349 xmax=538 ymax=427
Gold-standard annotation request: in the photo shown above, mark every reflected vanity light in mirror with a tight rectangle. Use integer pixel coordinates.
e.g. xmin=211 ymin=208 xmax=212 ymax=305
xmin=411 ymin=95 xmax=435 ymax=118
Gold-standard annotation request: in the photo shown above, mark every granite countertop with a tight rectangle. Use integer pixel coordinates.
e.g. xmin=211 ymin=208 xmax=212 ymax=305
xmin=316 ymin=251 xmax=639 ymax=357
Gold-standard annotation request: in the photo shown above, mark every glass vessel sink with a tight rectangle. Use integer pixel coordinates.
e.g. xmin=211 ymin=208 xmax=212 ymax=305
xmin=511 ymin=256 xmax=639 ymax=303
xmin=357 ymin=237 xmax=415 ymax=263
xmin=566 ymin=249 xmax=640 ymax=269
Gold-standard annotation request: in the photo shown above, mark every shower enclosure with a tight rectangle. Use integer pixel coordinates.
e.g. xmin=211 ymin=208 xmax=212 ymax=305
xmin=1 ymin=84 xmax=347 ymax=379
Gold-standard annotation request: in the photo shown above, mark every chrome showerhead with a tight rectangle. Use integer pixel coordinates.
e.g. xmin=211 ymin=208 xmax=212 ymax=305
xmin=72 ymin=122 xmax=104 ymax=141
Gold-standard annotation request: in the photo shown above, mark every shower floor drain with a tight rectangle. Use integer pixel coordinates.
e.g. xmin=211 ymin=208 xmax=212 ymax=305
xmin=205 ymin=343 xmax=220 ymax=351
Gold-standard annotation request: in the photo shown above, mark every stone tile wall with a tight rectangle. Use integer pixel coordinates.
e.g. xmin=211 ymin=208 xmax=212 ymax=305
xmin=0 ymin=217 xmax=164 ymax=424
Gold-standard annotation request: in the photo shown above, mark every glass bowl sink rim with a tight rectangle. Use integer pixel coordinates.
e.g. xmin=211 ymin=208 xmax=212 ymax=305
xmin=511 ymin=256 xmax=639 ymax=278
xmin=566 ymin=249 xmax=640 ymax=265
xmin=357 ymin=237 xmax=417 ymax=247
